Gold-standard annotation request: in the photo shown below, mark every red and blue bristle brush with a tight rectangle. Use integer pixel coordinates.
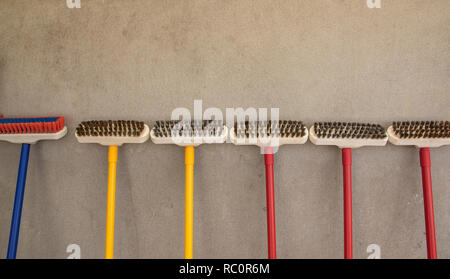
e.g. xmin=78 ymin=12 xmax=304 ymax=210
xmin=0 ymin=116 xmax=67 ymax=259
xmin=388 ymin=121 xmax=450 ymax=259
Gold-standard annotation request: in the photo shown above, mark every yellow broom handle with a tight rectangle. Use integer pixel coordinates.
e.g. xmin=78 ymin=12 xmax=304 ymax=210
xmin=105 ymin=145 xmax=118 ymax=259
xmin=185 ymin=146 xmax=194 ymax=259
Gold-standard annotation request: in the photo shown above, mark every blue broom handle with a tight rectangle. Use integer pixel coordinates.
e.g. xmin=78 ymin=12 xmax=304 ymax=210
xmin=7 ymin=144 xmax=30 ymax=259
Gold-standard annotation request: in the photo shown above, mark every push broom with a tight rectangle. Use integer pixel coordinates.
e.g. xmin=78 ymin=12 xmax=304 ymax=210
xmin=230 ymin=120 xmax=308 ymax=259
xmin=75 ymin=120 xmax=150 ymax=259
xmin=0 ymin=116 xmax=67 ymax=259
xmin=309 ymin=122 xmax=388 ymax=259
xmin=150 ymin=120 xmax=227 ymax=259
xmin=387 ymin=121 xmax=450 ymax=259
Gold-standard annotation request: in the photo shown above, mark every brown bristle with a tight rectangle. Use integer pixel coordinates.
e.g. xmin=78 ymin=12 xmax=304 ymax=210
xmin=313 ymin=122 xmax=386 ymax=139
xmin=152 ymin=120 xmax=224 ymax=137
xmin=234 ymin=120 xmax=305 ymax=138
xmin=392 ymin=121 xmax=450 ymax=139
xmin=75 ymin=120 xmax=145 ymax=137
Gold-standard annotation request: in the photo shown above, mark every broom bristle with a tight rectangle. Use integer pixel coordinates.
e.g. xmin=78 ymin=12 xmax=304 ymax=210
xmin=392 ymin=121 xmax=450 ymax=139
xmin=313 ymin=122 xmax=386 ymax=139
xmin=152 ymin=120 xmax=224 ymax=138
xmin=233 ymin=120 xmax=306 ymax=138
xmin=0 ymin=117 xmax=65 ymax=134
xmin=75 ymin=120 xmax=145 ymax=137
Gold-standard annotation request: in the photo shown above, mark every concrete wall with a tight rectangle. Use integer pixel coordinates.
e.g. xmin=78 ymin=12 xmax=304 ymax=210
xmin=0 ymin=0 xmax=449 ymax=258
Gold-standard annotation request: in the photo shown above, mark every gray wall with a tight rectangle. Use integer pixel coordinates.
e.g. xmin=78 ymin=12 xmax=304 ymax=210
xmin=0 ymin=0 xmax=449 ymax=259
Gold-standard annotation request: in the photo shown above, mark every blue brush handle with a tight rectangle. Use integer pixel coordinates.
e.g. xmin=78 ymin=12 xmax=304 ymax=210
xmin=7 ymin=144 xmax=30 ymax=259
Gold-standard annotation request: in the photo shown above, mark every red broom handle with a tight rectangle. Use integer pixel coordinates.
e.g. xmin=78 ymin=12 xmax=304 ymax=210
xmin=420 ymin=148 xmax=437 ymax=259
xmin=264 ymin=147 xmax=276 ymax=259
xmin=342 ymin=148 xmax=353 ymax=259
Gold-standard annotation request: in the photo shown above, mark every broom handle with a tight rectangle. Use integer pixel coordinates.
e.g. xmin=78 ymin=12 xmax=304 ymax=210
xmin=264 ymin=147 xmax=276 ymax=259
xmin=185 ymin=146 xmax=194 ymax=259
xmin=7 ymin=144 xmax=30 ymax=259
xmin=105 ymin=145 xmax=118 ymax=259
xmin=420 ymin=148 xmax=437 ymax=259
xmin=342 ymin=148 xmax=353 ymax=259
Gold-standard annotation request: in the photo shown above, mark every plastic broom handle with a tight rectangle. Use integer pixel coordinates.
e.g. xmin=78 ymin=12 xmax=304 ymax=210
xmin=185 ymin=146 xmax=194 ymax=259
xmin=105 ymin=145 xmax=118 ymax=259
xmin=264 ymin=147 xmax=276 ymax=259
xmin=7 ymin=144 xmax=31 ymax=259
xmin=342 ymin=148 xmax=353 ymax=259
xmin=420 ymin=148 xmax=437 ymax=259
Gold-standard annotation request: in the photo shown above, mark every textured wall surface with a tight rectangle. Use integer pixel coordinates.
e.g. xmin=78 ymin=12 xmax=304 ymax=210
xmin=0 ymin=0 xmax=449 ymax=259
